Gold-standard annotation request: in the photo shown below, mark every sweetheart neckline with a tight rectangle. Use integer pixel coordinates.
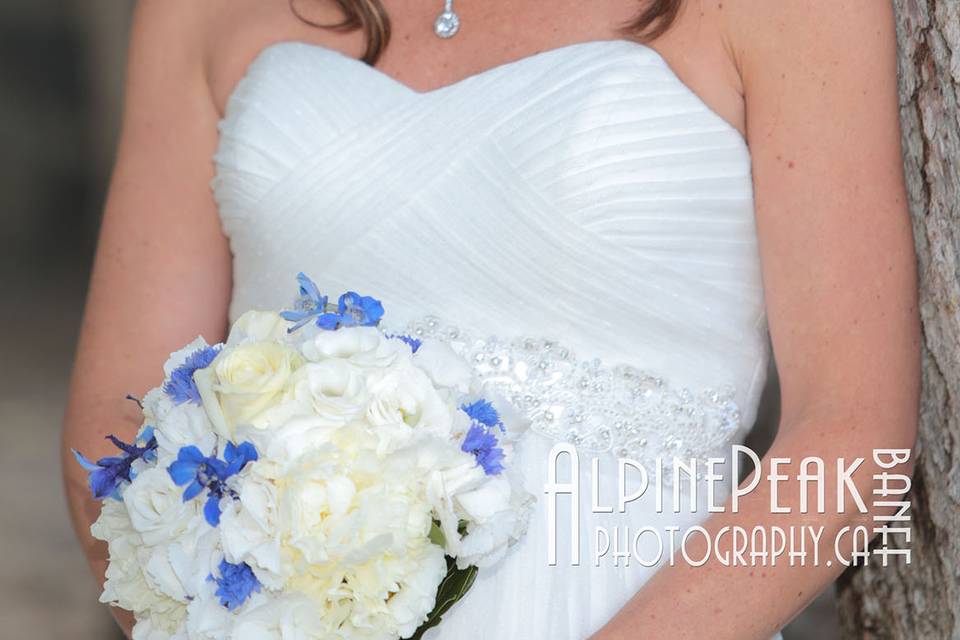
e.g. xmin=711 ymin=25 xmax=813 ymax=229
xmin=219 ymin=38 xmax=747 ymax=146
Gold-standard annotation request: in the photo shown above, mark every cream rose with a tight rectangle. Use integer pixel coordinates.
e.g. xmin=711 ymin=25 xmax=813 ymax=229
xmin=227 ymin=310 xmax=291 ymax=346
xmin=195 ymin=342 xmax=304 ymax=437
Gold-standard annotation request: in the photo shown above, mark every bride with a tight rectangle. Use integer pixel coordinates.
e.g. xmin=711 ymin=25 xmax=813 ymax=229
xmin=63 ymin=0 xmax=919 ymax=638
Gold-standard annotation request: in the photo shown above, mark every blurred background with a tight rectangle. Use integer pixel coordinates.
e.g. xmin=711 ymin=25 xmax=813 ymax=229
xmin=0 ymin=2 xmax=838 ymax=638
xmin=1 ymin=1 xmax=130 ymax=638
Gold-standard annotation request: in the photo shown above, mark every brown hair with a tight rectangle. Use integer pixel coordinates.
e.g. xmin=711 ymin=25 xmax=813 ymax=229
xmin=289 ymin=0 xmax=682 ymax=65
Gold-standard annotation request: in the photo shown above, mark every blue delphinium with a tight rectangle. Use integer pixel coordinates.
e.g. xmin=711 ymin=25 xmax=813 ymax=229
xmin=163 ymin=345 xmax=221 ymax=405
xmin=460 ymin=399 xmax=503 ymax=431
xmin=209 ymin=559 xmax=261 ymax=611
xmin=313 ymin=291 xmax=385 ymax=330
xmin=72 ymin=430 xmax=159 ymax=500
xmin=167 ymin=441 xmax=258 ymax=526
xmin=461 ymin=423 xmax=506 ymax=476
xmin=281 ymin=274 xmax=384 ymax=332
xmin=222 ymin=441 xmax=258 ymax=477
xmin=280 ymin=272 xmax=329 ymax=332
xmin=336 ymin=291 xmax=384 ymax=327
xmin=386 ymin=333 xmax=422 ymax=353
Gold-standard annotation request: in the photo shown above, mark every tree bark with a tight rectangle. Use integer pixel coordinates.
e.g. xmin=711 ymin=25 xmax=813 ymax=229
xmin=836 ymin=1 xmax=960 ymax=638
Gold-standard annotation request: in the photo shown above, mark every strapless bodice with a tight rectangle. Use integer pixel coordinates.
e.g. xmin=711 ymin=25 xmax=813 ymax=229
xmin=212 ymin=39 xmax=770 ymax=639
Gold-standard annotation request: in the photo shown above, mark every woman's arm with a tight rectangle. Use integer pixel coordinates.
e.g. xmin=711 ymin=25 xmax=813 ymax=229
xmin=61 ymin=1 xmax=229 ymax=635
xmin=594 ymin=2 xmax=919 ymax=638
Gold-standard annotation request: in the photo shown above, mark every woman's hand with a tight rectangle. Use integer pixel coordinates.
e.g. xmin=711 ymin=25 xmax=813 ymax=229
xmin=61 ymin=1 xmax=230 ymax=635
xmin=594 ymin=1 xmax=919 ymax=638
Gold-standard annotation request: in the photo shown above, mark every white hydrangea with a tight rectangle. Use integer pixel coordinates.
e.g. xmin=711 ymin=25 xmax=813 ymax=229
xmin=91 ymin=500 xmax=187 ymax=635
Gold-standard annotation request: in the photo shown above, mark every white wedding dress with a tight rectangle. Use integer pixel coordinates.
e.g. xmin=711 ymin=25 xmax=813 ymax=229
xmin=213 ymin=40 xmax=772 ymax=639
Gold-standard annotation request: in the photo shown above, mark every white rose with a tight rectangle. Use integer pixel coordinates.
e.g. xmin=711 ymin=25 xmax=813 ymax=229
xmin=120 ymin=468 xmax=219 ymax=602
xmin=123 ymin=467 xmax=202 ymax=547
xmin=295 ymin=360 xmax=369 ymax=427
xmin=151 ymin=401 xmax=217 ymax=465
xmin=194 ymin=341 xmax=305 ymax=437
xmin=143 ymin=387 xmax=216 ymax=466
xmin=300 ymin=326 xmax=403 ymax=368
xmin=219 ymin=470 xmax=284 ymax=587
xmin=227 ymin=310 xmax=291 ymax=346
xmin=412 ymin=338 xmax=474 ymax=392
xmin=236 ymin=416 xmax=339 ymax=471
xmin=365 ymin=365 xmax=453 ymax=441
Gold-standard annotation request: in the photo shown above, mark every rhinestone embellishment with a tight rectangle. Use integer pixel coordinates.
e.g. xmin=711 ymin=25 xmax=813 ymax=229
xmin=433 ymin=0 xmax=460 ymax=39
xmin=391 ymin=316 xmax=744 ymax=473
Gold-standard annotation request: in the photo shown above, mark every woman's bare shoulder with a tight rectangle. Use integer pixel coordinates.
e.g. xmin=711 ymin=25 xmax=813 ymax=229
xmin=129 ymin=0 xmax=219 ymax=60
xmin=720 ymin=0 xmax=897 ymax=87
xmin=126 ymin=0 xmax=298 ymax=114
xmin=193 ymin=0 xmax=354 ymax=115
xmin=642 ymin=1 xmax=749 ymax=138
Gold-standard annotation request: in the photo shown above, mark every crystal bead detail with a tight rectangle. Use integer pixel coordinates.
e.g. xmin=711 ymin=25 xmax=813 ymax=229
xmin=433 ymin=10 xmax=460 ymax=39
xmin=388 ymin=316 xmax=744 ymax=474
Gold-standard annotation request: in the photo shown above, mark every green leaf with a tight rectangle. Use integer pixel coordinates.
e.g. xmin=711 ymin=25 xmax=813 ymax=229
xmin=428 ymin=521 xmax=446 ymax=548
xmin=408 ymin=557 xmax=478 ymax=640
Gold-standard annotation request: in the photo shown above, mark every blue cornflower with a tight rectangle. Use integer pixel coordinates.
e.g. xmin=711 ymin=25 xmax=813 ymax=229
xmin=167 ymin=442 xmax=258 ymax=526
xmin=280 ymin=272 xmax=329 ymax=332
xmin=209 ymin=559 xmax=261 ymax=611
xmin=72 ymin=430 xmax=159 ymax=500
xmin=460 ymin=399 xmax=503 ymax=431
xmin=163 ymin=345 xmax=221 ymax=405
xmin=386 ymin=333 xmax=422 ymax=353
xmin=461 ymin=424 xmax=505 ymax=476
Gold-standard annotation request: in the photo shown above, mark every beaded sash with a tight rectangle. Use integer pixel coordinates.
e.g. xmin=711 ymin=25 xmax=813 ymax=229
xmin=392 ymin=316 xmax=744 ymax=470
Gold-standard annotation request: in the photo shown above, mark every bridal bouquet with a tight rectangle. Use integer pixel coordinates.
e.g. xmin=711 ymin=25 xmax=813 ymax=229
xmin=73 ymin=274 xmax=534 ymax=640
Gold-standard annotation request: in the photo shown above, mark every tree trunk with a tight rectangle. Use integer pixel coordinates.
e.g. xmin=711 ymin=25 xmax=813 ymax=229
xmin=835 ymin=1 xmax=960 ymax=638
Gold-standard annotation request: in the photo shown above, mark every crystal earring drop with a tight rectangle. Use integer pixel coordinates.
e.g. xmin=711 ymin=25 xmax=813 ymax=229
xmin=434 ymin=0 xmax=460 ymax=39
